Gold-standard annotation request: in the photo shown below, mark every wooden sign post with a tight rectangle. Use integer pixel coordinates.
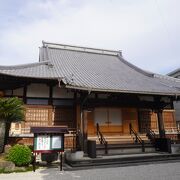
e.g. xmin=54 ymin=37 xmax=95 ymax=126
xmin=30 ymin=126 xmax=68 ymax=171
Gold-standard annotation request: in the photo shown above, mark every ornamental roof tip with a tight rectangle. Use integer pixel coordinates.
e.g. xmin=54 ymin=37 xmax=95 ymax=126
xmin=167 ymin=68 xmax=180 ymax=76
xmin=45 ymin=61 xmax=54 ymax=68
xmin=63 ymin=74 xmax=76 ymax=85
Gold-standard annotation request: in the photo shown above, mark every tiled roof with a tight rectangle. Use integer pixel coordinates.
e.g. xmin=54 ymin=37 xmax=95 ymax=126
xmin=0 ymin=41 xmax=180 ymax=96
xmin=0 ymin=61 xmax=58 ymax=79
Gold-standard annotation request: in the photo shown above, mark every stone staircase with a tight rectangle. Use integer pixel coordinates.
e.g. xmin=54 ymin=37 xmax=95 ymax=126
xmin=88 ymin=134 xmax=156 ymax=155
xmin=89 ymin=134 xmax=149 ymax=144
xmin=65 ymin=153 xmax=180 ymax=170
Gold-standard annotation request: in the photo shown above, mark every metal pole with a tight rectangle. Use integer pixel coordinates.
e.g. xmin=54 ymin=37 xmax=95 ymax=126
xmin=32 ymin=153 xmax=36 ymax=172
xmin=60 ymin=152 xmax=62 ymax=171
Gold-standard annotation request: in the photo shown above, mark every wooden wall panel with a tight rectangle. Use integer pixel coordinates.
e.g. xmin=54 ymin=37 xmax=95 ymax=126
xmin=53 ymin=107 xmax=75 ymax=128
xmin=86 ymin=111 xmax=95 ymax=135
xmin=138 ymin=110 xmax=176 ymax=133
xmin=90 ymin=108 xmax=123 ymax=135
xmin=150 ymin=112 xmax=158 ymax=130
xmin=163 ymin=110 xmax=176 ymax=130
xmin=122 ymin=108 xmax=138 ymax=134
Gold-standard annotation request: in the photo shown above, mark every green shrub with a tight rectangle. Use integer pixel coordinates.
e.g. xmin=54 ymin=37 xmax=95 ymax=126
xmin=7 ymin=144 xmax=32 ymax=166
xmin=27 ymin=145 xmax=33 ymax=151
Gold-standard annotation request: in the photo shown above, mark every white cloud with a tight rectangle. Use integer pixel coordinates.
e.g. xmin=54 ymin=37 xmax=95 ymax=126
xmin=0 ymin=0 xmax=179 ymax=74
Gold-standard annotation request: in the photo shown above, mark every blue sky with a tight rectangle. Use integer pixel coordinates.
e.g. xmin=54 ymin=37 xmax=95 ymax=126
xmin=0 ymin=0 xmax=179 ymax=74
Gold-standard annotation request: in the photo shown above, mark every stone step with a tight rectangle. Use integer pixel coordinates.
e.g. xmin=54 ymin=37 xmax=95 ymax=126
xmin=96 ymin=143 xmax=153 ymax=149
xmin=88 ymin=134 xmax=148 ymax=139
xmin=96 ymin=143 xmax=155 ymax=155
xmin=88 ymin=134 xmax=149 ymax=145
xmin=65 ymin=153 xmax=180 ymax=170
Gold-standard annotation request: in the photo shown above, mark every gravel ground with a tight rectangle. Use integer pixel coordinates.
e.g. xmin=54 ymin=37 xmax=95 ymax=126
xmin=1 ymin=162 xmax=180 ymax=180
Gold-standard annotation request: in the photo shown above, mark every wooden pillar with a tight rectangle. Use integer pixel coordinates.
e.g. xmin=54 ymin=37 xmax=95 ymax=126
xmin=80 ymin=107 xmax=84 ymax=150
xmin=48 ymin=85 xmax=53 ymax=105
xmin=170 ymin=97 xmax=174 ymax=109
xmin=73 ymin=92 xmax=77 ymax=129
xmin=76 ymin=105 xmax=81 ymax=130
xmin=76 ymin=93 xmax=90 ymax=151
xmin=156 ymin=109 xmax=166 ymax=138
xmin=23 ymin=86 xmax=27 ymax=104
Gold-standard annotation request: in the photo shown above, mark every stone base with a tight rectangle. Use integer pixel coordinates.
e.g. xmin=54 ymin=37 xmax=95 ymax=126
xmin=65 ymin=151 xmax=84 ymax=161
xmin=171 ymin=144 xmax=180 ymax=154
xmin=0 ymin=161 xmax=15 ymax=172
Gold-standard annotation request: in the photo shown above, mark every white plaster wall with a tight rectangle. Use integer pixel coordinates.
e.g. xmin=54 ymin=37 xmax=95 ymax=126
xmin=53 ymin=86 xmax=74 ymax=98
xmin=13 ymin=88 xmax=23 ymax=96
xmin=27 ymin=83 xmax=49 ymax=97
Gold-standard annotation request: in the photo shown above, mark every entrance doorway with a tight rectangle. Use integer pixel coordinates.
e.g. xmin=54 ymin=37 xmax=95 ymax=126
xmin=93 ymin=108 xmax=123 ymax=134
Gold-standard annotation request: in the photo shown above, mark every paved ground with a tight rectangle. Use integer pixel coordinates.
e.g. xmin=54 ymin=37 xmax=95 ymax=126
xmin=1 ymin=162 xmax=180 ymax=180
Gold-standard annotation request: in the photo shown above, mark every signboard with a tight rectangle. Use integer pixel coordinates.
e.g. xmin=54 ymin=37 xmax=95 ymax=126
xmin=36 ymin=135 xmax=51 ymax=150
xmin=34 ymin=134 xmax=64 ymax=152
xmin=30 ymin=126 xmax=68 ymax=171
xmin=52 ymin=136 xmax=62 ymax=149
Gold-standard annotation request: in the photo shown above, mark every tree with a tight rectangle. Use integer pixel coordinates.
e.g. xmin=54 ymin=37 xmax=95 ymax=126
xmin=0 ymin=97 xmax=25 ymax=153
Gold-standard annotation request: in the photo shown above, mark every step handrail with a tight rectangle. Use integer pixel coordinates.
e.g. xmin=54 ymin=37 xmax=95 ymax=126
xmin=129 ymin=123 xmax=145 ymax=152
xmin=146 ymin=128 xmax=156 ymax=144
xmin=96 ymin=123 xmax=108 ymax=154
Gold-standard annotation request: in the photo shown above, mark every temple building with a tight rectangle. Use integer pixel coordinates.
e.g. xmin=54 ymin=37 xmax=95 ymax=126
xmin=0 ymin=41 xmax=180 ymax=152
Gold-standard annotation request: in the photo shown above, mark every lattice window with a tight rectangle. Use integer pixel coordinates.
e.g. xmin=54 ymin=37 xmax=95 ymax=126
xmin=21 ymin=106 xmax=53 ymax=133
xmin=138 ymin=110 xmax=151 ymax=133
xmin=163 ymin=111 xmax=176 ymax=129
xmin=54 ymin=108 xmax=74 ymax=128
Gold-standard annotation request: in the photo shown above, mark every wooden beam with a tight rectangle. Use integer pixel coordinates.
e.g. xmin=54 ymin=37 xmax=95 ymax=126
xmin=79 ymin=98 xmax=169 ymax=110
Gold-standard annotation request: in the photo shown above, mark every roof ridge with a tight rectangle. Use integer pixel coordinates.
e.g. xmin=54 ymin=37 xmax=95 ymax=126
xmin=42 ymin=41 xmax=122 ymax=56
xmin=154 ymin=73 xmax=180 ymax=83
xmin=0 ymin=61 xmax=51 ymax=70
